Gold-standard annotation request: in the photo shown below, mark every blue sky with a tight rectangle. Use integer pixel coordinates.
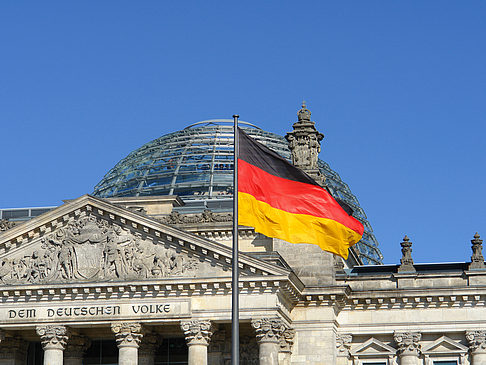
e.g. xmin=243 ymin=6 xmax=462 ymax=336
xmin=1 ymin=2 xmax=485 ymax=265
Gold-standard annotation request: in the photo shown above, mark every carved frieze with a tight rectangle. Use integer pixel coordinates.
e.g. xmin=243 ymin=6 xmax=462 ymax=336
xmin=112 ymin=322 xmax=143 ymax=348
xmin=0 ymin=213 xmax=198 ymax=285
xmin=251 ymin=318 xmax=286 ymax=344
xmin=181 ymin=320 xmax=214 ymax=346
xmin=36 ymin=325 xmax=70 ymax=351
xmin=161 ymin=209 xmax=232 ymax=225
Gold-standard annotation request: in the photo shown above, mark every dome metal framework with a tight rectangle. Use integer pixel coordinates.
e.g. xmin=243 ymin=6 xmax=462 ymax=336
xmin=93 ymin=120 xmax=383 ymax=264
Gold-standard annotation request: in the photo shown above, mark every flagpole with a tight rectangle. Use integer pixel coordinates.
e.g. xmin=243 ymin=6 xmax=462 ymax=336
xmin=231 ymin=114 xmax=240 ymax=365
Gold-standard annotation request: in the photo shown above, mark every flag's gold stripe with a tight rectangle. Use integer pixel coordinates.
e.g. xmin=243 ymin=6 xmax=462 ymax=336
xmin=238 ymin=192 xmax=362 ymax=259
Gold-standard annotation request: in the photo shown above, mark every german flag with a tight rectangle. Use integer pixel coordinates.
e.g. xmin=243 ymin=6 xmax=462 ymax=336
xmin=237 ymin=128 xmax=363 ymax=259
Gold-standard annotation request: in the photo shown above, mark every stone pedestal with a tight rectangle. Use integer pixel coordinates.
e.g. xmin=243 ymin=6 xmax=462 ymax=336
xmin=36 ymin=326 xmax=70 ymax=365
xmin=251 ymin=318 xmax=286 ymax=365
xmin=112 ymin=322 xmax=143 ymax=365
xmin=64 ymin=334 xmax=90 ymax=365
xmin=394 ymin=332 xmax=421 ymax=365
xmin=181 ymin=320 xmax=214 ymax=365
xmin=467 ymin=331 xmax=486 ymax=365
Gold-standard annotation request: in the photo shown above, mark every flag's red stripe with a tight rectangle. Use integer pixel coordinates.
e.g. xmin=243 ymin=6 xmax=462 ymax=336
xmin=238 ymin=159 xmax=364 ymax=235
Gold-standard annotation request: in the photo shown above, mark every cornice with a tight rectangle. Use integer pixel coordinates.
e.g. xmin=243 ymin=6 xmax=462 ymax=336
xmin=0 ymin=275 xmax=294 ymax=303
xmin=0 ymin=195 xmax=289 ymax=278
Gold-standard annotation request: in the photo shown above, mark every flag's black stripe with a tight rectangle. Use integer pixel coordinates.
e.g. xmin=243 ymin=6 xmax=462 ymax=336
xmin=238 ymin=127 xmax=319 ymax=187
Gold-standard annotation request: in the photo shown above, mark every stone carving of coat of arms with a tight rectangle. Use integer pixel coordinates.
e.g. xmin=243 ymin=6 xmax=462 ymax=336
xmin=0 ymin=213 xmax=198 ymax=285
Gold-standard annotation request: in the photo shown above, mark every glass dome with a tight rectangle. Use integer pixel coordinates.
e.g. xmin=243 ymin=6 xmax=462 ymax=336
xmin=93 ymin=120 xmax=383 ymax=264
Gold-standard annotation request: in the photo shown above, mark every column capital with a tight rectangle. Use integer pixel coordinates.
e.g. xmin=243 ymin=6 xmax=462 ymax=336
xmin=466 ymin=330 xmax=486 ymax=353
xmin=64 ymin=334 xmax=91 ymax=359
xmin=181 ymin=320 xmax=214 ymax=346
xmin=36 ymin=325 xmax=70 ymax=351
xmin=394 ymin=331 xmax=421 ymax=356
xmin=336 ymin=334 xmax=352 ymax=357
xmin=251 ymin=318 xmax=286 ymax=344
xmin=111 ymin=322 xmax=143 ymax=348
xmin=279 ymin=327 xmax=295 ymax=353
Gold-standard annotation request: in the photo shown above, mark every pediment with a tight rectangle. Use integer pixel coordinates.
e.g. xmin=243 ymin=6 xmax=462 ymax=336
xmin=351 ymin=338 xmax=396 ymax=356
xmin=422 ymin=336 xmax=468 ymax=354
xmin=0 ymin=195 xmax=290 ymax=287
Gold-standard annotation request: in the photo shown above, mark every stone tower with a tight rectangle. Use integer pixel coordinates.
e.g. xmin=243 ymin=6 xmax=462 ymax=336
xmin=285 ymin=101 xmax=325 ymax=185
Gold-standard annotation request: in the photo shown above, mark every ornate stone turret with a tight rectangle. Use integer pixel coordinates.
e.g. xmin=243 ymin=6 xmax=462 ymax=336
xmin=398 ymin=235 xmax=416 ymax=273
xmin=469 ymin=232 xmax=486 ymax=270
xmin=285 ymin=101 xmax=325 ymax=185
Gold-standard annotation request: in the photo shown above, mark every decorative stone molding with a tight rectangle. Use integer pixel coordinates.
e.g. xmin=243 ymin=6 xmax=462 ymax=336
xmin=181 ymin=320 xmax=214 ymax=346
xmin=469 ymin=233 xmax=486 ymax=270
xmin=36 ymin=325 xmax=70 ymax=350
xmin=139 ymin=333 xmax=161 ymax=356
xmin=251 ymin=318 xmax=286 ymax=344
xmin=279 ymin=327 xmax=295 ymax=353
xmin=336 ymin=334 xmax=352 ymax=357
xmin=0 ymin=212 xmax=198 ymax=285
xmin=64 ymin=334 xmax=91 ymax=358
xmin=161 ymin=210 xmax=232 ymax=225
xmin=466 ymin=330 xmax=486 ymax=353
xmin=398 ymin=235 xmax=416 ymax=273
xmin=394 ymin=331 xmax=421 ymax=356
xmin=111 ymin=322 xmax=144 ymax=348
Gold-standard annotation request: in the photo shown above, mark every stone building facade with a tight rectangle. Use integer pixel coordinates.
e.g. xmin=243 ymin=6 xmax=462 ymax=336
xmin=0 ymin=106 xmax=484 ymax=364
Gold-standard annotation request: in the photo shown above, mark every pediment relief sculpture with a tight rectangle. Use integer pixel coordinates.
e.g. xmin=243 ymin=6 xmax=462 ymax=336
xmin=0 ymin=213 xmax=202 ymax=285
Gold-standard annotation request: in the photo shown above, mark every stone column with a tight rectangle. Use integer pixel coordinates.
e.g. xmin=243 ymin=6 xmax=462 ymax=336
xmin=251 ymin=318 xmax=286 ymax=365
xmin=111 ymin=322 xmax=143 ymax=365
xmin=139 ymin=333 xmax=161 ymax=365
xmin=394 ymin=331 xmax=421 ymax=365
xmin=336 ymin=334 xmax=352 ymax=365
xmin=36 ymin=325 xmax=70 ymax=365
xmin=181 ymin=320 xmax=214 ymax=365
xmin=278 ymin=327 xmax=295 ymax=365
xmin=64 ymin=334 xmax=91 ymax=365
xmin=467 ymin=330 xmax=486 ymax=365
